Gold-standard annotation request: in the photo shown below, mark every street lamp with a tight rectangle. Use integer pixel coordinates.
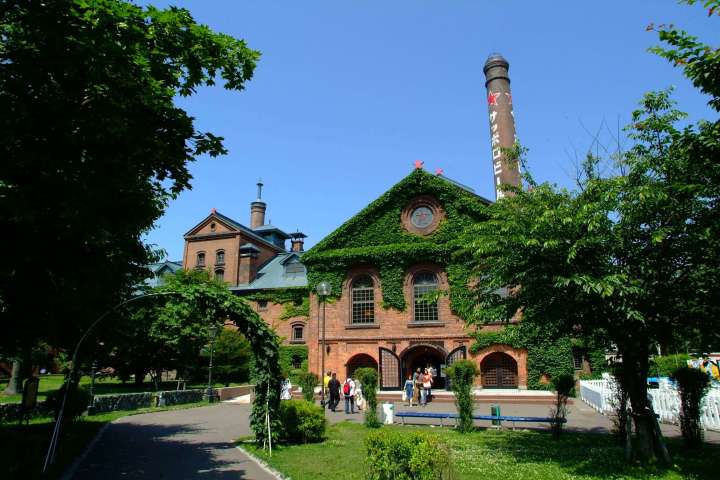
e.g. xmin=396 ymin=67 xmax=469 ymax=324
xmin=316 ymin=281 xmax=331 ymax=409
xmin=206 ymin=324 xmax=219 ymax=403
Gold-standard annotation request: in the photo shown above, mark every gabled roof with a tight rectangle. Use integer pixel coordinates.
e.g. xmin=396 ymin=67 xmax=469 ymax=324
xmin=183 ymin=211 xmax=283 ymax=253
xmin=305 ymin=168 xmax=491 ymax=255
xmin=144 ymin=260 xmax=183 ymax=288
xmin=253 ymin=225 xmax=291 ymax=239
xmin=231 ymin=252 xmax=307 ymax=292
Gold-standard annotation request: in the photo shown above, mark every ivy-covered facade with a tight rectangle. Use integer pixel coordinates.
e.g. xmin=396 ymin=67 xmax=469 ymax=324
xmin=301 ymin=168 xmax=592 ymax=390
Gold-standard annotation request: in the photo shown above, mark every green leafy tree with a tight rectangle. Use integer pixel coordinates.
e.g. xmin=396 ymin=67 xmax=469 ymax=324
xmin=200 ymin=328 xmax=252 ymax=387
xmin=0 ymin=0 xmax=259 ymax=386
xmin=355 ymin=367 xmax=380 ymax=428
xmin=464 ymin=5 xmax=719 ymax=461
xmin=446 ymin=360 xmax=478 ymax=433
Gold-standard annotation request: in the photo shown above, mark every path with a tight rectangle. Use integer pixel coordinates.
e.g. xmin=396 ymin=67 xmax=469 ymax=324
xmin=69 ymin=403 xmax=275 ymax=480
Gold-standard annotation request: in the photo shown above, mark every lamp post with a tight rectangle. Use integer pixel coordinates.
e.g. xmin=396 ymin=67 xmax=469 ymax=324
xmin=316 ymin=281 xmax=332 ymax=409
xmin=206 ymin=324 xmax=219 ymax=403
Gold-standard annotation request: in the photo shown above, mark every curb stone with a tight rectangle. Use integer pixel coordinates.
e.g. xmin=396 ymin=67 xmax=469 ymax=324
xmin=235 ymin=444 xmax=288 ymax=480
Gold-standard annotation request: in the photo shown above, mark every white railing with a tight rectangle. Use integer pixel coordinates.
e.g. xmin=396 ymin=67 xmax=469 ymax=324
xmin=579 ymin=378 xmax=720 ymax=431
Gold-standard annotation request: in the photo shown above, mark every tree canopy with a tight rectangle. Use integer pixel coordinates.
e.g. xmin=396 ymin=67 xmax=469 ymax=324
xmin=0 ymin=0 xmax=259 ymax=359
xmin=463 ymin=3 xmax=719 ymax=462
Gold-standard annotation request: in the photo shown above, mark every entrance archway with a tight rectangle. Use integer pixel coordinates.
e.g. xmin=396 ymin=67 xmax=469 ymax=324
xmin=401 ymin=344 xmax=446 ymax=389
xmin=346 ymin=353 xmax=378 ymax=379
xmin=481 ymin=352 xmax=518 ymax=388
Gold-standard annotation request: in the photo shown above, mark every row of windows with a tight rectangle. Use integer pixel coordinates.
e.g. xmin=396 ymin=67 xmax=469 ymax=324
xmin=351 ymin=271 xmax=439 ymax=325
xmin=196 ymin=250 xmax=224 ymax=267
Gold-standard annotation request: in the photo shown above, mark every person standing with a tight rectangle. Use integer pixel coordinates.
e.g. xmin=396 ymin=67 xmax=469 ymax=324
xmin=413 ymin=367 xmax=422 ymax=406
xmin=421 ymin=368 xmax=433 ymax=406
xmin=323 ymin=371 xmax=331 ymax=407
xmin=403 ymin=374 xmax=414 ymax=407
xmin=327 ymin=372 xmax=341 ymax=412
xmin=343 ymin=377 xmax=356 ymax=414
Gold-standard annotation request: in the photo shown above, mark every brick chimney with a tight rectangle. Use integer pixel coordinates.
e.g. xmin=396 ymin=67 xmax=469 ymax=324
xmin=250 ymin=179 xmax=266 ymax=229
xmin=483 ymin=53 xmax=521 ymax=199
xmin=289 ymin=231 xmax=307 ymax=252
xmin=238 ymin=243 xmax=260 ymax=284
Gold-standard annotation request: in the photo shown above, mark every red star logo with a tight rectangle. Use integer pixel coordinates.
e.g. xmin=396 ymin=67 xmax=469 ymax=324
xmin=488 ymin=92 xmax=500 ymax=106
xmin=435 ymin=168 xmax=444 ymax=176
xmin=414 ymin=160 xmax=424 ymax=169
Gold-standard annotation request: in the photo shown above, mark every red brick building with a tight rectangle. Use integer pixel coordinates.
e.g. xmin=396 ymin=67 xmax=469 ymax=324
xmin=180 ymin=54 xmax=590 ymax=390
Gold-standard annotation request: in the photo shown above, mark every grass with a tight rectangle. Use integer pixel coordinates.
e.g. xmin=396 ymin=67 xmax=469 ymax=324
xmin=240 ymin=421 xmax=719 ymax=480
xmin=0 ymin=400 xmax=218 ymax=479
xmin=0 ymin=374 xmax=245 ymax=403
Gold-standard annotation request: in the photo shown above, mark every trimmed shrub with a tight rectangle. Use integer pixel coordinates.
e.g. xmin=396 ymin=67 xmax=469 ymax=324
xmin=366 ymin=430 xmax=454 ymax=480
xmin=551 ymin=374 xmax=574 ymax=438
xmin=671 ymin=366 xmax=711 ymax=447
xmin=45 ymin=382 xmax=92 ymax=422
xmin=296 ymin=371 xmax=318 ymax=402
xmin=278 ymin=399 xmax=326 ymax=444
xmin=650 ymin=354 xmax=691 ymax=378
xmin=355 ymin=367 xmax=380 ymax=428
xmin=446 ymin=360 xmax=478 ymax=433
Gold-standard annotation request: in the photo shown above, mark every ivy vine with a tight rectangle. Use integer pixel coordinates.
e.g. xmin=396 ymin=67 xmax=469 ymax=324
xmin=303 ymin=169 xmax=488 ymax=313
xmin=243 ymin=287 xmax=310 ymax=320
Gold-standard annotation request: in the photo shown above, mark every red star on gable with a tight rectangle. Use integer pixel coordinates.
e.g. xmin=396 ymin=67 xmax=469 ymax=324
xmin=414 ymin=160 xmax=424 ymax=169
xmin=488 ymin=92 xmax=500 ymax=106
xmin=435 ymin=168 xmax=444 ymax=176
xmin=211 ymin=208 xmax=217 ymax=214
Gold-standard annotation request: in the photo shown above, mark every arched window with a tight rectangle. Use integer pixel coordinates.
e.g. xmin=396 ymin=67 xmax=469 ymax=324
xmin=214 ymin=269 xmax=224 ymax=282
xmin=196 ymin=252 xmax=205 ymax=267
xmin=351 ymin=275 xmax=375 ymax=324
xmin=216 ymin=250 xmax=225 ymax=265
xmin=413 ymin=271 xmax=438 ymax=323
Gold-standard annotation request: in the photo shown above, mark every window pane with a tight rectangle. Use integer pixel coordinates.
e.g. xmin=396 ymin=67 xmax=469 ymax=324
xmin=216 ymin=251 xmax=224 ymax=264
xmin=197 ymin=253 xmax=205 ymax=266
xmin=293 ymin=326 xmax=304 ymax=340
xmin=351 ymin=275 xmax=375 ymax=324
xmin=413 ymin=272 xmax=438 ymax=323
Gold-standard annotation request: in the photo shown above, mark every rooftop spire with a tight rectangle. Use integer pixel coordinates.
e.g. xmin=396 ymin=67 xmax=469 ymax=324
xmin=256 ymin=178 xmax=264 ymax=201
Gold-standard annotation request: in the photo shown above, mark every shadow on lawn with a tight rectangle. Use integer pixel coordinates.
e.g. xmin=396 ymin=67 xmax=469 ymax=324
xmin=457 ymin=428 xmax=720 ymax=479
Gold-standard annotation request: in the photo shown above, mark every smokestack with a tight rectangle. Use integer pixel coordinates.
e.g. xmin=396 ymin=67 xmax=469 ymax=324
xmin=250 ymin=179 xmax=266 ymax=229
xmin=483 ymin=53 xmax=521 ymax=200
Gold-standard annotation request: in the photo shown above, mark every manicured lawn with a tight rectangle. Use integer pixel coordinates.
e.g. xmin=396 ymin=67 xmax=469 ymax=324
xmin=0 ymin=400 xmax=218 ymax=479
xmin=0 ymin=374 xmax=245 ymax=403
xmin=240 ymin=422 xmax=719 ymax=480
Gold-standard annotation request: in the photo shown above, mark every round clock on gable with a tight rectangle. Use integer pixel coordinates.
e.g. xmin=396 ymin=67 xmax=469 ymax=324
xmin=401 ymin=196 xmax=444 ymax=235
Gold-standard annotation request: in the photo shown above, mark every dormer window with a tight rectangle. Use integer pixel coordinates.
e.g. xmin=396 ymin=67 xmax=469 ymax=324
xmin=196 ymin=252 xmax=205 ymax=267
xmin=216 ymin=250 xmax=225 ymax=265
xmin=284 ymin=258 xmax=305 ymax=275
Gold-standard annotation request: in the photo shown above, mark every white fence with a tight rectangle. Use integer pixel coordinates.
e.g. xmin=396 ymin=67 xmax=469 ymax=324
xmin=579 ymin=378 xmax=720 ymax=431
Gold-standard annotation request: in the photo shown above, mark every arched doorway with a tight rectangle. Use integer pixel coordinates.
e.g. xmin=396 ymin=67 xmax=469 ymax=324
xmin=481 ymin=352 xmax=518 ymax=388
xmin=346 ymin=353 xmax=378 ymax=379
xmin=401 ymin=344 xmax=446 ymax=389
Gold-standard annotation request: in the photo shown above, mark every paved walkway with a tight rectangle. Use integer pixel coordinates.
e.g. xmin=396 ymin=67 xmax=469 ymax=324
xmin=69 ymin=396 xmax=720 ymax=479
xmin=70 ymin=403 xmax=275 ymax=480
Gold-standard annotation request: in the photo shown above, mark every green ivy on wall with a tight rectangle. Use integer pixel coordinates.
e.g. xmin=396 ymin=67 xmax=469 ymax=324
xmin=302 ymin=169 xmax=489 ymax=313
xmin=471 ymin=324 xmax=609 ymax=389
xmin=242 ymin=287 xmax=310 ymax=320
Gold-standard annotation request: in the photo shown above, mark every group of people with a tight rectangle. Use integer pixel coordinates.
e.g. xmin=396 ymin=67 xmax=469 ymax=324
xmin=403 ymin=366 xmax=435 ymax=407
xmin=324 ymin=371 xmax=365 ymax=413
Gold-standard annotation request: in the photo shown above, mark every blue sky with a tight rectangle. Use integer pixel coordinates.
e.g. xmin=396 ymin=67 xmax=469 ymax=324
xmin=142 ymin=1 xmax=719 ymax=260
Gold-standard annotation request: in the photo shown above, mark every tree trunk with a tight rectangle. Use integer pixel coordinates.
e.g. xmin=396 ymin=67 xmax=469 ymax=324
xmin=619 ymin=344 xmax=668 ymax=464
xmin=133 ymin=368 xmax=145 ymax=386
xmin=2 ymin=360 xmax=21 ymax=395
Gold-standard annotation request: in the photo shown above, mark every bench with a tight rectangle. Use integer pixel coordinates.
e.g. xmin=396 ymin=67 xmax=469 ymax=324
xmin=394 ymin=411 xmax=567 ymax=429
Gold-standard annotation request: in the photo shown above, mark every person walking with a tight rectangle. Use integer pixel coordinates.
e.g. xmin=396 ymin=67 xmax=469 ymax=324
xmin=403 ymin=374 xmax=414 ymax=407
xmin=323 ymin=371 xmax=331 ymax=407
xmin=327 ymin=372 xmax=341 ymax=412
xmin=343 ymin=377 xmax=356 ymax=414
